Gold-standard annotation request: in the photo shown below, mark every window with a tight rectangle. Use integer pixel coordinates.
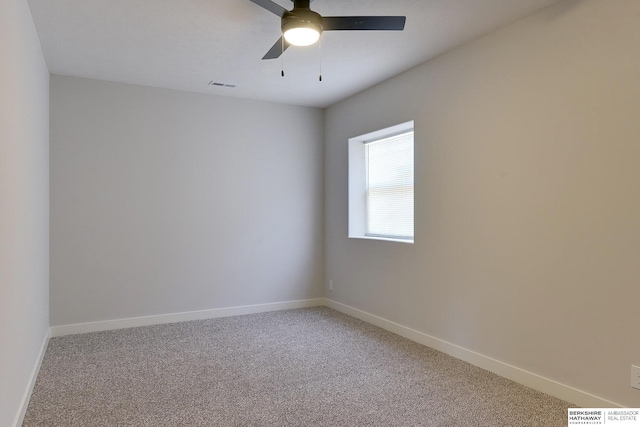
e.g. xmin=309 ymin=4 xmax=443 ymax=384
xmin=349 ymin=121 xmax=414 ymax=243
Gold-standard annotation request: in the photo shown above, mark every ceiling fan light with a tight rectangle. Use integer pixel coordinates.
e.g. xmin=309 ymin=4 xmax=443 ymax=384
xmin=284 ymin=27 xmax=320 ymax=46
xmin=281 ymin=10 xmax=323 ymax=47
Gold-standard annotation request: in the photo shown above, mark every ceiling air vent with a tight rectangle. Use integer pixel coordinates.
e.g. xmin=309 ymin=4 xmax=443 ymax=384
xmin=208 ymin=81 xmax=236 ymax=88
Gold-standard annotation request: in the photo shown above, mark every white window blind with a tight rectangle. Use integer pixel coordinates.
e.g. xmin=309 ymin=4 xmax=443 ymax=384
xmin=365 ymin=131 xmax=414 ymax=241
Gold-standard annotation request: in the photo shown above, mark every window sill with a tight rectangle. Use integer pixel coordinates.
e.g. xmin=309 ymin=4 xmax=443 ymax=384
xmin=348 ymin=235 xmax=414 ymax=244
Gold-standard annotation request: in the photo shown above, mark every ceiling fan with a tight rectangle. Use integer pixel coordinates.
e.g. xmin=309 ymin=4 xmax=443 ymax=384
xmin=249 ymin=0 xmax=406 ymax=60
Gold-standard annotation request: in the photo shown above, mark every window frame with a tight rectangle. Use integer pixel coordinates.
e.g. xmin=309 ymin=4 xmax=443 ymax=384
xmin=348 ymin=121 xmax=415 ymax=244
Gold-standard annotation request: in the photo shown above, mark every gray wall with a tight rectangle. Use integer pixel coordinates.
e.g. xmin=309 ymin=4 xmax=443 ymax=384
xmin=0 ymin=0 xmax=50 ymax=425
xmin=50 ymin=76 xmax=324 ymax=326
xmin=325 ymin=0 xmax=640 ymax=407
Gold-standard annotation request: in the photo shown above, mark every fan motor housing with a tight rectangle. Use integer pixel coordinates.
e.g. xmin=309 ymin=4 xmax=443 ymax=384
xmin=281 ymin=9 xmax=323 ymax=36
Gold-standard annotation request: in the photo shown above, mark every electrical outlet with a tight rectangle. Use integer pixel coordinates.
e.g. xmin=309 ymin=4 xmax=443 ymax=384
xmin=632 ymin=365 xmax=640 ymax=390
xmin=328 ymin=280 xmax=334 ymax=291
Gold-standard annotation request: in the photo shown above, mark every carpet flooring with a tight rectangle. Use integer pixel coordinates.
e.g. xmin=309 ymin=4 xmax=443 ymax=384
xmin=23 ymin=307 xmax=572 ymax=426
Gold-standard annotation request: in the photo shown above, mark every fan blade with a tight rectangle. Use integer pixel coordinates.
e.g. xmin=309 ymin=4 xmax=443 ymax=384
xmin=322 ymin=16 xmax=406 ymax=31
xmin=262 ymin=37 xmax=290 ymax=60
xmin=249 ymin=0 xmax=288 ymax=18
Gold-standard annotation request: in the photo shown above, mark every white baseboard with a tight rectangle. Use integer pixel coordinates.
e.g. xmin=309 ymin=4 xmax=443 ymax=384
xmin=13 ymin=330 xmax=49 ymax=427
xmin=50 ymin=298 xmax=326 ymax=337
xmin=46 ymin=296 xmax=620 ymax=408
xmin=325 ymin=298 xmax=621 ymax=409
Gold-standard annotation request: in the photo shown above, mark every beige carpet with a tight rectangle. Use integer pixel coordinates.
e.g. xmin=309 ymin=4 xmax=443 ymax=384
xmin=23 ymin=307 xmax=572 ymax=426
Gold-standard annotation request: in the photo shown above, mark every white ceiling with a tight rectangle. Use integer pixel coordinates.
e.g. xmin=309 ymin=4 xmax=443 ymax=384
xmin=28 ymin=0 xmax=563 ymax=108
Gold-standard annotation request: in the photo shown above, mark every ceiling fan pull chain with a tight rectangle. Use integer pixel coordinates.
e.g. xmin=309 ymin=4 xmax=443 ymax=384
xmin=318 ymin=34 xmax=322 ymax=82
xmin=281 ymin=36 xmax=285 ymax=77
